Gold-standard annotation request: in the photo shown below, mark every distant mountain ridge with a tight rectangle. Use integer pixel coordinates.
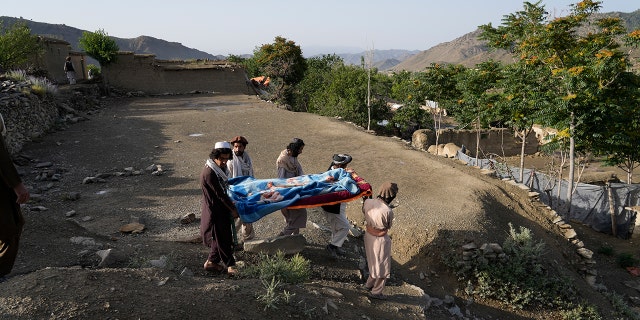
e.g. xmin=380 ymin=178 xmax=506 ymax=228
xmin=391 ymin=9 xmax=640 ymax=72
xmin=0 ymin=16 xmax=225 ymax=61
xmin=326 ymin=49 xmax=421 ymax=70
xmin=3 ymin=9 xmax=639 ymax=71
xmin=1 ymin=16 xmax=417 ymax=67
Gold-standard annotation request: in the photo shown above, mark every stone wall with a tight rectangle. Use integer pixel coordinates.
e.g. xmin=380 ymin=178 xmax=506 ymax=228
xmin=412 ymin=128 xmax=539 ymax=157
xmin=103 ymin=53 xmax=249 ymax=95
xmin=0 ymin=78 xmax=102 ymax=156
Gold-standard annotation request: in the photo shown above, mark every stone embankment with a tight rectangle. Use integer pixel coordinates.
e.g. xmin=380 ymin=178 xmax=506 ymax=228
xmin=0 ymin=78 xmax=103 ymax=156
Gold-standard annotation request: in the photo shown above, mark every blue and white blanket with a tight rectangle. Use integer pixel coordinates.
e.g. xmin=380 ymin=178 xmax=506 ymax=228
xmin=228 ymin=168 xmax=361 ymax=223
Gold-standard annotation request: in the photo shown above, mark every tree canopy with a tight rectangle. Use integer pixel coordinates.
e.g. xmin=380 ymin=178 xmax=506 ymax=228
xmin=0 ymin=21 xmax=41 ymax=72
xmin=252 ymin=36 xmax=306 ymax=105
xmin=78 ymin=29 xmax=119 ymax=66
xmin=479 ymin=0 xmax=640 ymax=204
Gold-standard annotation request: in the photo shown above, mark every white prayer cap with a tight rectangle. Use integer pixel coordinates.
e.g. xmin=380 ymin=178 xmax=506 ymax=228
xmin=214 ymin=141 xmax=231 ymax=149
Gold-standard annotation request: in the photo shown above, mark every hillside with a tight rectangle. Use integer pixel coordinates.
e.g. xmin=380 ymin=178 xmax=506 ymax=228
xmin=0 ymin=16 xmax=224 ymax=61
xmin=390 ymin=29 xmax=514 ymax=71
xmin=391 ymin=9 xmax=640 ymax=72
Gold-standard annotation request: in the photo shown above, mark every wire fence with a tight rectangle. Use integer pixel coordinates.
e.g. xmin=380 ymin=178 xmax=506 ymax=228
xmin=457 ymin=151 xmax=640 ymax=239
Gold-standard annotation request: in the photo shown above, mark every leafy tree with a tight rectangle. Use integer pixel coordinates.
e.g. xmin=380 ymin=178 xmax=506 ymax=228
xmin=78 ymin=29 xmax=118 ymax=66
xmin=423 ymin=63 xmax=466 ymax=154
xmin=390 ymin=102 xmax=429 ymax=140
xmin=292 ymin=54 xmax=343 ymax=112
xmin=480 ymin=0 xmax=639 ymax=211
xmin=495 ymin=61 xmax=553 ymax=182
xmin=598 ymin=71 xmax=640 ymax=183
xmin=0 ymin=21 xmax=42 ymax=72
xmin=253 ymin=36 xmax=306 ymax=105
xmin=452 ymin=60 xmax=503 ymax=158
xmin=79 ymin=29 xmax=119 ymax=94
xmin=303 ymin=63 xmax=389 ymax=128
xmin=390 ymin=70 xmax=429 ymax=105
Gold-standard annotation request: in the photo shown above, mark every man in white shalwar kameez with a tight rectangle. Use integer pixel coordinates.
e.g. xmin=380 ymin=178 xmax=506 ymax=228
xmin=322 ymin=154 xmax=353 ymax=258
xmin=227 ymin=136 xmax=255 ymax=244
xmin=362 ymin=182 xmax=398 ymax=300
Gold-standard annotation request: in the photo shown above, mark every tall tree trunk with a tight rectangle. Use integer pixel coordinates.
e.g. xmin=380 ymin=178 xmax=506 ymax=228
xmin=475 ymin=117 xmax=480 ymax=165
xmin=366 ymin=69 xmax=371 ymax=131
xmin=366 ymin=48 xmax=373 ymax=131
xmin=431 ymin=101 xmax=441 ymax=156
xmin=566 ymin=112 xmax=575 ymax=215
xmin=518 ymin=129 xmax=527 ymax=183
xmin=607 ymin=182 xmax=617 ymax=236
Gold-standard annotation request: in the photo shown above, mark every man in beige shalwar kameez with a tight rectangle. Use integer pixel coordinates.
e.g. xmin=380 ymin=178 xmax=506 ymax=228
xmin=362 ymin=182 xmax=398 ymax=300
xmin=276 ymin=138 xmax=307 ymax=236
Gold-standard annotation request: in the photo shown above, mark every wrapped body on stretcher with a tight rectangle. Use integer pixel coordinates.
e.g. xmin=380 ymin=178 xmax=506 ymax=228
xmin=228 ymin=168 xmax=372 ymax=223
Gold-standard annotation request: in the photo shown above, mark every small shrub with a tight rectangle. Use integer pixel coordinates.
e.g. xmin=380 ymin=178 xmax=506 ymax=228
xmin=247 ymin=255 xmax=309 ymax=314
xmin=127 ymin=256 xmax=149 ymax=268
xmin=456 ymin=223 xmax=578 ymax=310
xmin=6 ymin=69 xmax=27 ymax=81
xmin=560 ymin=304 xmax=601 ymax=320
xmin=87 ymin=64 xmax=101 ymax=78
xmin=28 ymin=76 xmax=57 ymax=96
xmin=255 ymin=276 xmax=297 ymax=311
xmin=617 ymin=252 xmax=638 ymax=268
xmin=256 ymin=277 xmax=281 ymax=310
xmin=597 ymin=245 xmax=614 ymax=256
xmin=604 ymin=291 xmax=640 ymax=320
xmin=5 ymin=70 xmax=58 ymax=96
xmin=243 ymin=251 xmax=310 ymax=284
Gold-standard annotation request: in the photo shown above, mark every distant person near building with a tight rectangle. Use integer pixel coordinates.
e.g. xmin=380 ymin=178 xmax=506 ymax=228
xmin=64 ymin=56 xmax=76 ymax=84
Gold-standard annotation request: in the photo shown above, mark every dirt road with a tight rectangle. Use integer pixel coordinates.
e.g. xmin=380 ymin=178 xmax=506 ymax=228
xmin=0 ymin=93 xmax=635 ymax=319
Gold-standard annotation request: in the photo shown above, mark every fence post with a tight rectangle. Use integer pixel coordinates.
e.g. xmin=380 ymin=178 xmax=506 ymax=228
xmin=607 ymin=182 xmax=617 ymax=236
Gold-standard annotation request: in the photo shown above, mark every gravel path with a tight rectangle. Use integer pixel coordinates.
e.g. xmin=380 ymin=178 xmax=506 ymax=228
xmin=0 ymin=93 xmax=625 ymax=319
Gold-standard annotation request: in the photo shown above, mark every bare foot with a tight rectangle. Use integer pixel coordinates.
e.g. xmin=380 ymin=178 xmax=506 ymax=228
xmin=203 ymin=260 xmax=224 ymax=272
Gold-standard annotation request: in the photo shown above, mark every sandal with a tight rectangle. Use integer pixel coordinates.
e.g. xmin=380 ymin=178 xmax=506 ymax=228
xmin=368 ymin=293 xmax=387 ymax=300
xmin=203 ymin=260 xmax=224 ymax=272
xmin=226 ymin=266 xmax=238 ymax=277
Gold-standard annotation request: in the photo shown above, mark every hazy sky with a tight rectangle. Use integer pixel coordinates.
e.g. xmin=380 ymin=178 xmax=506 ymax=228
xmin=4 ymin=0 xmax=639 ymax=56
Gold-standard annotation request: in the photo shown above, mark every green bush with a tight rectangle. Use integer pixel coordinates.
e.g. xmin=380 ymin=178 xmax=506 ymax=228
xmin=6 ymin=69 xmax=27 ymax=81
xmin=560 ymin=304 xmax=602 ymax=320
xmin=597 ymin=245 xmax=614 ymax=256
xmin=244 ymin=251 xmax=308 ymax=312
xmin=457 ymin=223 xmax=578 ymax=310
xmin=87 ymin=64 xmax=101 ymax=78
xmin=604 ymin=291 xmax=640 ymax=320
xmin=0 ymin=21 xmax=42 ymax=71
xmin=5 ymin=69 xmax=57 ymax=96
xmin=617 ymin=252 xmax=638 ymax=268
xmin=28 ymin=76 xmax=57 ymax=96
xmin=243 ymin=251 xmax=310 ymax=284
